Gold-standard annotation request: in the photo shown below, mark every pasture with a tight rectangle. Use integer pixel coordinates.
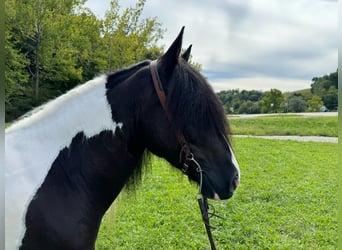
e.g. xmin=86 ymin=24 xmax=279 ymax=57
xmin=96 ymin=116 xmax=338 ymax=249
xmin=228 ymin=115 xmax=338 ymax=137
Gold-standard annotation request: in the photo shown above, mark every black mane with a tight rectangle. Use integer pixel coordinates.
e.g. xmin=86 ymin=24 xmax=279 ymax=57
xmin=105 ymin=60 xmax=153 ymax=190
xmin=106 ymin=60 xmax=151 ymax=89
xmin=167 ymin=60 xmax=230 ymax=145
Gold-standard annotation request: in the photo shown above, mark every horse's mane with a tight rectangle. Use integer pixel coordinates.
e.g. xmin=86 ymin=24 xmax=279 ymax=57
xmin=167 ymin=60 xmax=231 ymax=145
xmin=106 ymin=60 xmax=151 ymax=89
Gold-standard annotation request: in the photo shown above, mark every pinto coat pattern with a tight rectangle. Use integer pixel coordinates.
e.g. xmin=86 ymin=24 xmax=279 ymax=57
xmin=5 ymin=27 xmax=240 ymax=249
xmin=5 ymin=75 xmax=122 ymax=249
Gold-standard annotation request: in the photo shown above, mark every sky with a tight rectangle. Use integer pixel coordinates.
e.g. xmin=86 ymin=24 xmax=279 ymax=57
xmin=84 ymin=0 xmax=337 ymax=92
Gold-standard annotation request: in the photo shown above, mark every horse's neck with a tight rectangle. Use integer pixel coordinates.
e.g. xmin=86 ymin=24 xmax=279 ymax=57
xmin=6 ymin=75 xmax=121 ymax=178
xmin=58 ymin=130 xmax=139 ymax=207
xmin=5 ymin=75 xmax=128 ymax=249
xmin=21 ymin=129 xmax=140 ymax=244
xmin=18 ymin=115 xmax=140 ymax=249
xmin=19 ymin=129 xmax=141 ymax=249
xmin=7 ymin=75 xmax=118 ymax=148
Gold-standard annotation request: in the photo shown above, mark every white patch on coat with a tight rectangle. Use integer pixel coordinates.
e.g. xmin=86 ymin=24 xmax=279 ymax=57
xmin=5 ymin=75 xmax=121 ymax=249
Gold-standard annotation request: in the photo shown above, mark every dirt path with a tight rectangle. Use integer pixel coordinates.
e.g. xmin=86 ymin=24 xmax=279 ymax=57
xmin=234 ymin=135 xmax=338 ymax=143
xmin=230 ymin=112 xmax=338 ymax=119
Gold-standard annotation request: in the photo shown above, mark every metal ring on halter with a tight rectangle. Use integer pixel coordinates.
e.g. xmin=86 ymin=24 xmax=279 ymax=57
xmin=184 ymin=153 xmax=203 ymax=173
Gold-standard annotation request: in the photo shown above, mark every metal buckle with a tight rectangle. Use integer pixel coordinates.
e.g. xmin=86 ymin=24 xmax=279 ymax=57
xmin=182 ymin=162 xmax=189 ymax=173
xmin=182 ymin=152 xmax=203 ymax=174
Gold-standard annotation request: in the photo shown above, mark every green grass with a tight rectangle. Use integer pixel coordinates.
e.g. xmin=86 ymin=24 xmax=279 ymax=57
xmin=229 ymin=116 xmax=338 ymax=137
xmin=96 ymin=138 xmax=337 ymax=249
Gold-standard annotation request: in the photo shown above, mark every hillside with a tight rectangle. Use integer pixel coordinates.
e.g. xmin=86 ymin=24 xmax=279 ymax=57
xmin=283 ymin=88 xmax=312 ymax=100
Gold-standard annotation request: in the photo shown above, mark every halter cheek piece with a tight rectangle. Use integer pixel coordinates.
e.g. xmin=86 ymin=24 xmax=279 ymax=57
xmin=149 ymin=60 xmax=199 ymax=174
xmin=149 ymin=59 xmax=218 ymax=250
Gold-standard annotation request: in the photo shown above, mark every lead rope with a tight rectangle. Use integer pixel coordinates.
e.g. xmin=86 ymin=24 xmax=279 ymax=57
xmin=197 ymin=196 xmax=217 ymax=250
xmin=184 ymin=154 xmax=217 ymax=250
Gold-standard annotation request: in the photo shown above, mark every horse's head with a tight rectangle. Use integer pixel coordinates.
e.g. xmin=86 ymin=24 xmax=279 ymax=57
xmin=139 ymin=27 xmax=240 ymax=200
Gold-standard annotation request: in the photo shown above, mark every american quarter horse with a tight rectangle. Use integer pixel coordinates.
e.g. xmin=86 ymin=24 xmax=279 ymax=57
xmin=5 ymin=27 xmax=240 ymax=249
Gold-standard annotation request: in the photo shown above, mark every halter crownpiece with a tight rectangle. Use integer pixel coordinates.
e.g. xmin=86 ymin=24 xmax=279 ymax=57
xmin=149 ymin=59 xmax=218 ymax=250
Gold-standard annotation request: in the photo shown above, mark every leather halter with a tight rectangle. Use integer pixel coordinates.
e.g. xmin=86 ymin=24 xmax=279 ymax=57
xmin=149 ymin=60 xmax=191 ymax=166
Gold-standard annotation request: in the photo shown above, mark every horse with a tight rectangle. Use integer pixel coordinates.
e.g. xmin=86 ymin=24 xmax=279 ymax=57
xmin=5 ymin=27 xmax=240 ymax=250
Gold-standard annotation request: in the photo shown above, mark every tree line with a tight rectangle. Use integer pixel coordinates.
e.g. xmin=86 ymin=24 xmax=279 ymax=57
xmin=217 ymin=70 xmax=338 ymax=114
xmin=5 ymin=0 xmax=337 ymax=121
xmin=5 ymin=0 xmax=164 ymax=122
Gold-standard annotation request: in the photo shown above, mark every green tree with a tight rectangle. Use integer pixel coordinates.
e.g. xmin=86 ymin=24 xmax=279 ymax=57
xmin=261 ymin=89 xmax=284 ymax=113
xmin=5 ymin=29 xmax=30 ymax=120
xmin=238 ymin=101 xmax=248 ymax=114
xmin=310 ymin=70 xmax=338 ymax=110
xmin=6 ymin=0 xmax=88 ymax=100
xmin=5 ymin=0 xmax=32 ymax=120
xmin=307 ymin=95 xmax=323 ymax=112
xmin=237 ymin=100 xmax=261 ymax=114
xmin=287 ymin=95 xmax=307 ymax=113
xmin=217 ymin=89 xmax=263 ymax=114
xmin=103 ymin=0 xmax=164 ymax=70
xmin=5 ymin=0 xmax=165 ymax=121
xmin=311 ymin=70 xmax=338 ymax=95
xmin=322 ymin=86 xmax=338 ymax=110
xmin=250 ymin=102 xmax=262 ymax=114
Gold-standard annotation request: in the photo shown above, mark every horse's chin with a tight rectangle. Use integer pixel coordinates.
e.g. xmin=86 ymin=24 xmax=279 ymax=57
xmin=203 ymin=185 xmax=234 ymax=200
xmin=213 ymin=193 xmax=220 ymax=200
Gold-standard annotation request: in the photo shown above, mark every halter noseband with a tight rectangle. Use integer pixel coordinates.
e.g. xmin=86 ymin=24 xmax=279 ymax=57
xmin=149 ymin=59 xmax=218 ymax=250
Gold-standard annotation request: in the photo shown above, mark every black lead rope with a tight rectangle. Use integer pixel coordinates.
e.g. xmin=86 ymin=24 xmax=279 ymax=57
xmin=197 ymin=195 xmax=217 ymax=250
xmin=184 ymin=154 xmax=217 ymax=250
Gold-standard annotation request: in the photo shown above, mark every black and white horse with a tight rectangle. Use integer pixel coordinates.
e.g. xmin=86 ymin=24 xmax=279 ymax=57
xmin=5 ymin=27 xmax=240 ymax=249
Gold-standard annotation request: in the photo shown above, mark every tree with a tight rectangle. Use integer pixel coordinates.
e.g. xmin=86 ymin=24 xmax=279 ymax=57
xmin=237 ymin=100 xmax=261 ymax=114
xmin=307 ymin=95 xmax=323 ymax=112
xmin=5 ymin=0 xmax=32 ymax=120
xmin=261 ymin=89 xmax=284 ymax=113
xmin=102 ymin=0 xmax=164 ymax=70
xmin=287 ymin=95 xmax=307 ymax=113
xmin=5 ymin=0 xmax=165 ymax=121
xmin=6 ymin=0 xmax=89 ymax=101
xmin=311 ymin=70 xmax=338 ymax=95
xmin=310 ymin=70 xmax=338 ymax=110
xmin=5 ymin=29 xmax=30 ymax=120
xmin=250 ymin=102 xmax=262 ymax=114
xmin=238 ymin=101 xmax=249 ymax=114
xmin=217 ymin=89 xmax=263 ymax=114
xmin=322 ymin=86 xmax=338 ymax=110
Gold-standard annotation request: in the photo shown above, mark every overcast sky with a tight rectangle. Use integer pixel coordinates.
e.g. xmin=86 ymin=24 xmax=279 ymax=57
xmin=84 ymin=0 xmax=337 ymax=92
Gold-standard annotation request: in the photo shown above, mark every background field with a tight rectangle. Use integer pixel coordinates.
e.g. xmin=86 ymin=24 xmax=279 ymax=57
xmin=228 ymin=115 xmax=338 ymax=137
xmin=96 ymin=134 xmax=337 ymax=249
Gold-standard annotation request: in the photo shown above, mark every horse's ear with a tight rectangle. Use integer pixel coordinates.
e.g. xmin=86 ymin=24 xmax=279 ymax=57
xmin=159 ymin=26 xmax=184 ymax=74
xmin=181 ymin=45 xmax=192 ymax=62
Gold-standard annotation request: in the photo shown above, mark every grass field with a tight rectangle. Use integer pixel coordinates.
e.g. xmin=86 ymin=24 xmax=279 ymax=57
xmin=228 ymin=115 xmax=338 ymax=137
xmin=96 ymin=138 xmax=338 ymax=249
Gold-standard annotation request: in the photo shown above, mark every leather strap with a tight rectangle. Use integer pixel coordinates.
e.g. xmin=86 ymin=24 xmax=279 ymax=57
xmin=149 ymin=60 xmax=191 ymax=163
xmin=150 ymin=60 xmax=172 ymax=121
